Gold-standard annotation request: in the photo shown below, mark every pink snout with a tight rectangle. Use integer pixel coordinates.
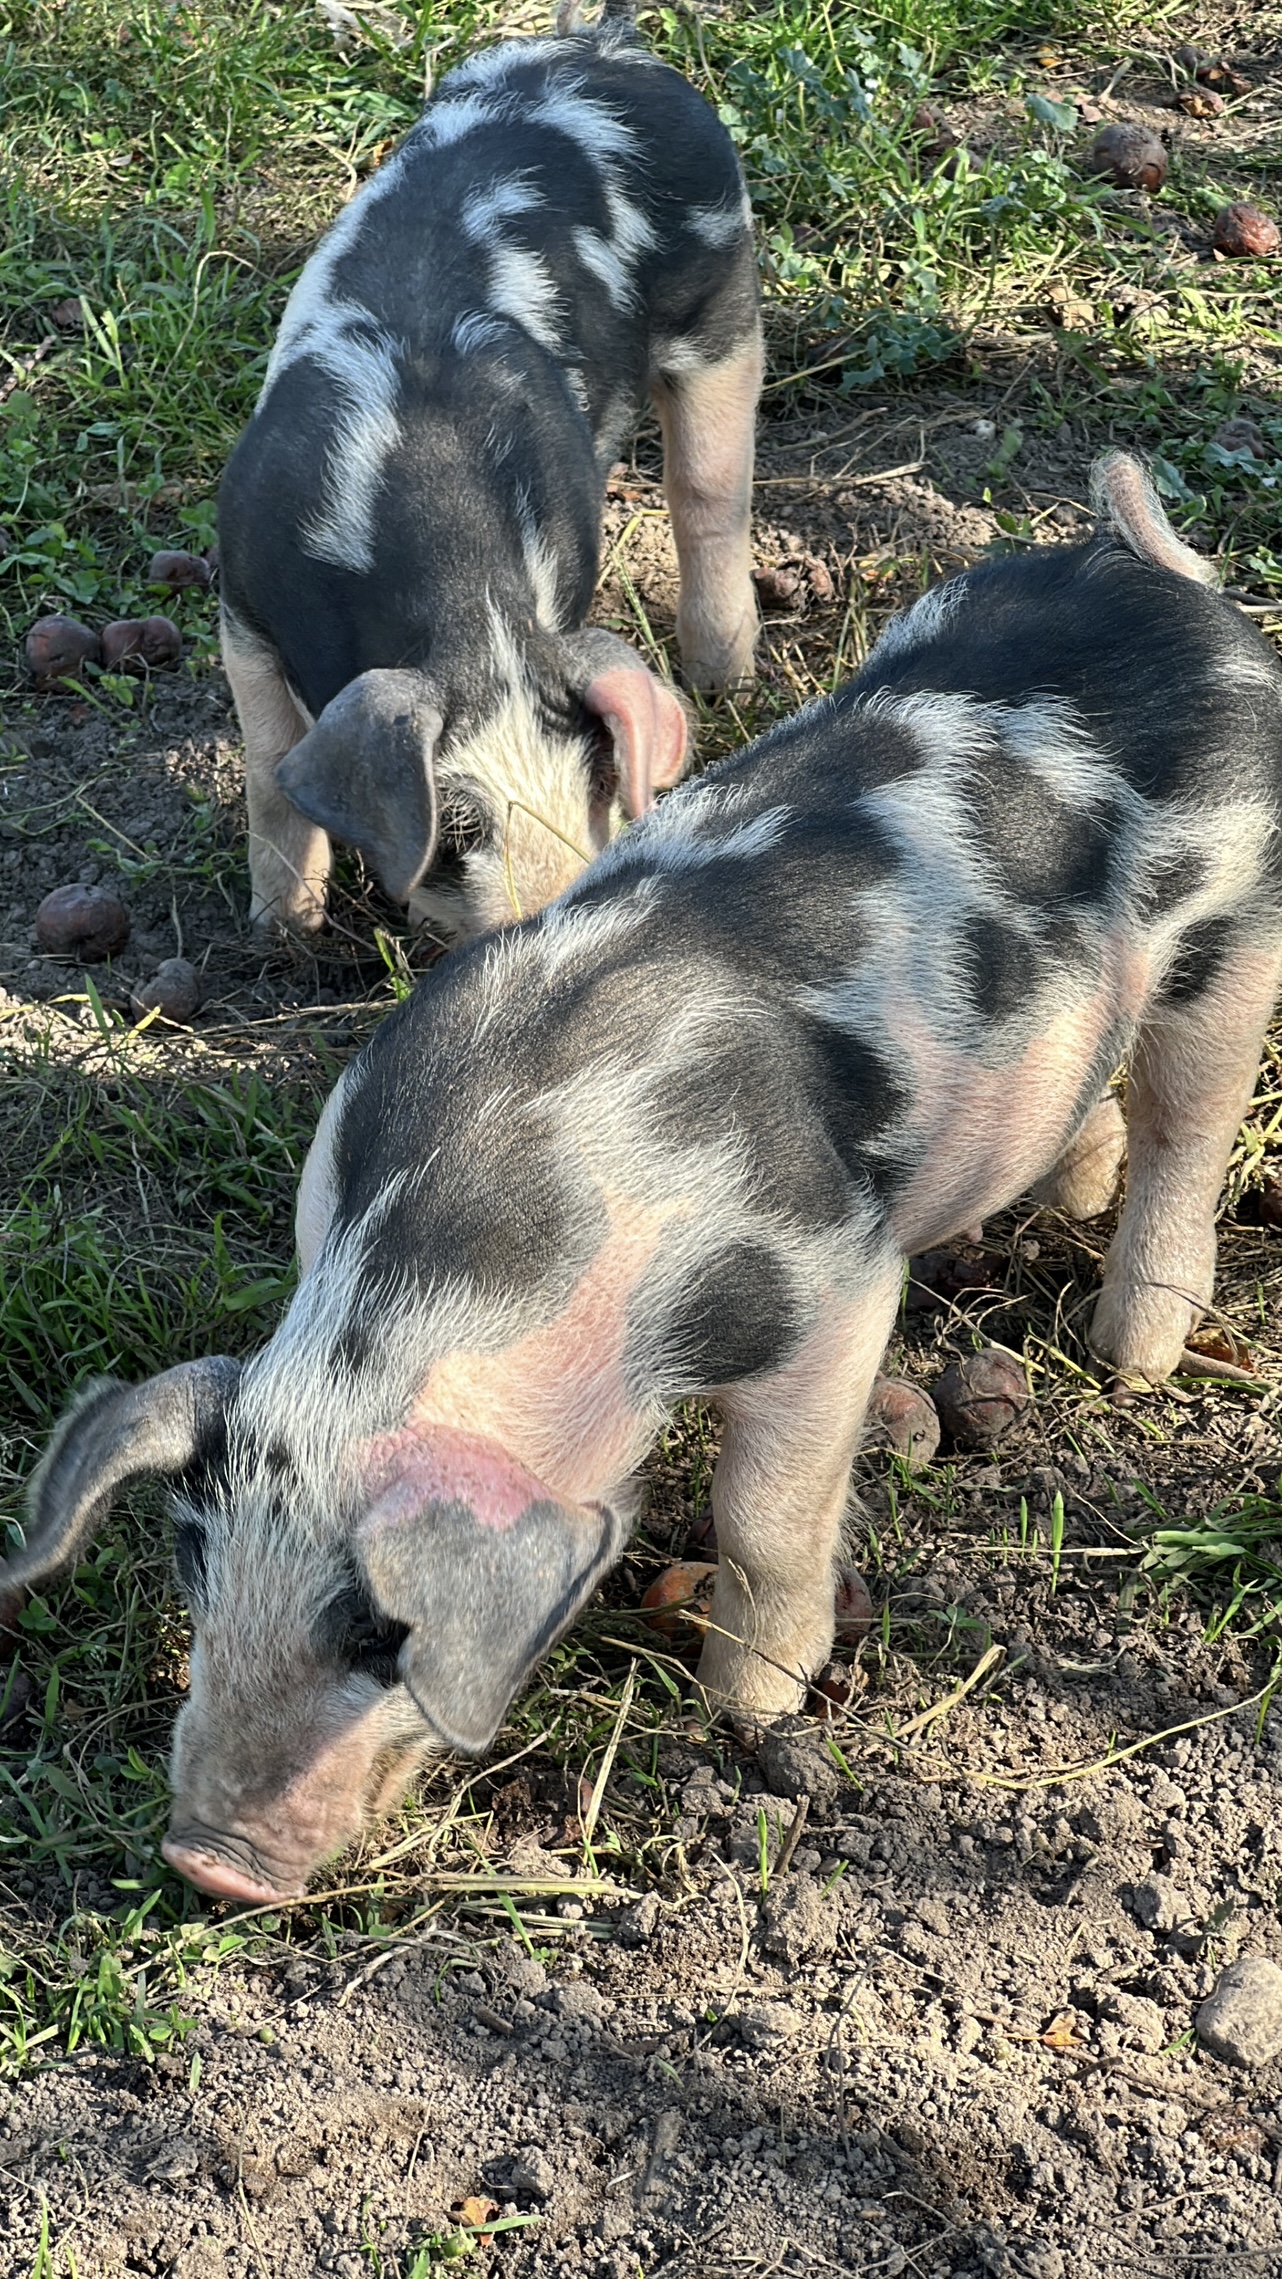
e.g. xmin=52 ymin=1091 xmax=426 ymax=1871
xmin=161 ymin=1835 xmax=297 ymax=1903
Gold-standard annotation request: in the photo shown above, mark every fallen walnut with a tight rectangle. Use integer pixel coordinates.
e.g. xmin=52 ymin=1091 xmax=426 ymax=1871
xmin=933 ymin=1347 xmax=1028 ymax=1450
xmin=35 ymin=883 xmax=131 ymax=962
xmin=1176 ymin=87 xmax=1225 ymax=117
xmin=640 ymin=1560 xmax=718 ymax=1643
xmin=833 ymin=1562 xmax=873 ymax=1644
xmin=1213 ymin=415 xmax=1266 ymax=458
xmin=130 ymin=957 xmax=202 ymax=1025
xmin=864 ymin=1375 xmax=941 ymax=1469
xmin=147 ymin=549 xmax=213 ymax=591
xmin=911 ymin=101 xmax=959 ymax=155
xmin=101 ymin=615 xmax=183 ymax=671
xmin=25 ymin=614 xmax=102 ymax=688
xmin=1088 ymin=123 xmax=1167 ymax=192
xmin=1212 ymin=203 xmax=1280 ymax=258
xmin=810 ymin=1658 xmax=860 ymax=1717
xmin=753 ymin=565 xmax=804 ymax=612
xmin=1194 ymin=58 xmax=1251 ymax=97
xmin=685 ymin=1504 xmax=717 ymax=1556
xmin=642 ymin=1558 xmax=872 ymax=1654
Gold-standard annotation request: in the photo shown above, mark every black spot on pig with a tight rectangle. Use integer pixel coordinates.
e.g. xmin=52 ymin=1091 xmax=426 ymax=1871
xmin=961 ymin=909 xmax=1037 ymax=1025
xmin=806 ymin=1021 xmax=915 ymax=1201
xmin=1160 ymin=914 xmax=1240 ymax=1006
xmin=1139 ymin=847 xmax=1208 ymax=921
xmin=636 ymin=1239 xmax=800 ymax=1395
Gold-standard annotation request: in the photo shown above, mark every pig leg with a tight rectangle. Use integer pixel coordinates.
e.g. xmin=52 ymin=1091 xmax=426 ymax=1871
xmin=651 ymin=330 xmax=762 ymax=693
xmin=1030 ymin=1091 xmax=1126 ymax=1220
xmin=222 ymin=619 xmax=331 ymax=933
xmin=1091 ymin=941 xmax=1282 ymax=1381
xmin=695 ymin=1265 xmax=902 ymax=1721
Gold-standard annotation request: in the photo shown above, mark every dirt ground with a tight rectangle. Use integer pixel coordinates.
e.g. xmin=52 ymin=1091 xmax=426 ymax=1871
xmin=5 ymin=30 xmax=1282 ymax=2279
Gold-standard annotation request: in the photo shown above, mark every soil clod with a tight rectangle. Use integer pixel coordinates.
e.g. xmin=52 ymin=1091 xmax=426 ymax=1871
xmin=1197 ymin=1957 xmax=1282 ymax=2068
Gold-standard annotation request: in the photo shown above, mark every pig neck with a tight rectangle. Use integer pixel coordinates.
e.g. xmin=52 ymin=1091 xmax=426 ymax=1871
xmin=407 ymin=1185 xmax=687 ymax=1505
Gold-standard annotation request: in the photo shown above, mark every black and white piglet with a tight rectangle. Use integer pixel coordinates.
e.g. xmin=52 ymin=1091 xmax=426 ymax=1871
xmin=219 ymin=0 xmax=761 ymax=937
xmin=16 ymin=455 xmax=1282 ymax=1900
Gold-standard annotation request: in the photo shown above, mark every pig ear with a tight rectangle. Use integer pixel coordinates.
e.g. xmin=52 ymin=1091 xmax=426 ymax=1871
xmin=563 ymin=628 xmax=688 ymax=819
xmin=357 ymin=1445 xmax=620 ymax=1755
xmin=277 ymin=669 xmax=443 ymax=902
xmin=583 ymin=662 xmax=689 ymax=820
xmin=6 ymin=1359 xmax=241 ymax=1593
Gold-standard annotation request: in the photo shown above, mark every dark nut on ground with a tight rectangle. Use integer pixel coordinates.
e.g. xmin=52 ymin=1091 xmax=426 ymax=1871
xmin=35 ymin=883 xmax=131 ymax=961
xmin=130 ymin=957 xmax=202 ymax=1025
xmin=809 ymin=1659 xmax=859 ymax=1717
xmin=753 ymin=565 xmax=804 ymax=612
xmin=911 ymin=102 xmax=959 ymax=164
xmin=1214 ymin=415 xmax=1267 ymax=458
xmin=685 ymin=1505 xmax=718 ymax=1557
xmin=1212 ymin=203 xmax=1280 ymax=258
xmin=148 ymin=549 xmax=213 ymax=591
xmin=1088 ymin=123 xmax=1167 ymax=192
xmin=1176 ymin=88 xmax=1225 ymax=117
xmin=864 ymin=1376 xmax=942 ymax=1470
xmin=0 ymin=1668 xmax=33 ymax=1733
xmin=25 ymin=615 xmax=102 ymax=688
xmin=833 ymin=1563 xmax=873 ymax=1644
xmin=1196 ymin=59 xmax=1251 ymax=96
xmin=640 ymin=1561 xmax=718 ymax=1643
xmin=934 ymin=1347 xmax=1029 ymax=1450
xmin=101 ymin=616 xmax=184 ymax=671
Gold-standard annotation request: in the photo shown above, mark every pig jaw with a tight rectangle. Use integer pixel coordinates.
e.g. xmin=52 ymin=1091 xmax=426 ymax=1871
xmin=165 ymin=1663 xmax=433 ymax=1900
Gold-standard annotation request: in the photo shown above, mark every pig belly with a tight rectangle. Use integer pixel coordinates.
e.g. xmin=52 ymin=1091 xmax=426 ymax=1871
xmin=887 ymin=1001 xmax=1131 ymax=1257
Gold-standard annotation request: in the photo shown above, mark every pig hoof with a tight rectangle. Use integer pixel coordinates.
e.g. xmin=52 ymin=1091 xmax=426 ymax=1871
xmin=1088 ymin=1290 xmax=1195 ymax=1387
xmin=249 ymin=899 xmax=327 ymax=939
xmin=676 ymin=608 xmax=758 ymax=695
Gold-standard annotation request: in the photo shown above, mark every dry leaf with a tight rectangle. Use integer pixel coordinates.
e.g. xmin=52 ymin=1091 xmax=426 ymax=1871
xmin=1185 ymin=1328 xmax=1253 ymax=1370
xmin=1041 ymin=2010 xmax=1085 ymax=2050
xmin=452 ymin=2195 xmax=499 ymax=2244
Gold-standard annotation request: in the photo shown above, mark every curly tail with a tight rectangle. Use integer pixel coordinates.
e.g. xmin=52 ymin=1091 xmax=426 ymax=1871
xmin=1089 ymin=450 xmax=1218 ymax=588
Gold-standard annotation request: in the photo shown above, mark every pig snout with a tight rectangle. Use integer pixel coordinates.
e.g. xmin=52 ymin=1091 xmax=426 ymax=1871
xmin=164 ymin=1665 xmax=431 ymax=1900
xmin=161 ymin=1830 xmax=291 ymax=1904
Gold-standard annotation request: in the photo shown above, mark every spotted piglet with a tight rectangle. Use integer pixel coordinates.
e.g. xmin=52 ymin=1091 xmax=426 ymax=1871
xmin=14 ymin=454 xmax=1282 ymax=1900
xmin=218 ymin=0 xmax=760 ymax=938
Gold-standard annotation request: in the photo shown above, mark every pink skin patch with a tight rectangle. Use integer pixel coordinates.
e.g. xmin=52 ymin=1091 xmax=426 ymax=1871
xmin=359 ymin=1424 xmax=553 ymax=1534
xmin=888 ymin=942 xmax=1150 ymax=1256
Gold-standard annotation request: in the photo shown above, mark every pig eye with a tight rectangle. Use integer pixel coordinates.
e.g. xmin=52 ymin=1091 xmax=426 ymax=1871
xmin=440 ymin=793 xmax=492 ymax=859
xmin=322 ymin=1582 xmax=409 ymax=1688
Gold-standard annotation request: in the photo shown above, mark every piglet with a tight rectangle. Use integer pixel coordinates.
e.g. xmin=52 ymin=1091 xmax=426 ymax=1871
xmin=12 ymin=453 xmax=1281 ymax=1900
xmin=219 ymin=0 xmax=760 ymax=938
